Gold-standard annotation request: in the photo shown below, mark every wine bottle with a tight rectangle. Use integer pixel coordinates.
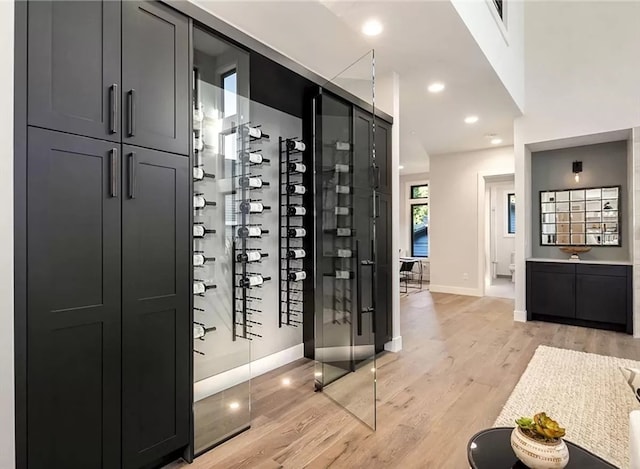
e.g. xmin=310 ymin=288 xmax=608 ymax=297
xmin=193 ymin=225 xmax=216 ymax=238
xmin=193 ymin=168 xmax=215 ymax=180
xmin=237 ymin=251 xmax=268 ymax=262
xmin=193 ymin=254 xmax=215 ymax=266
xmin=324 ymin=228 xmax=354 ymax=237
xmin=335 ymin=141 xmax=350 ymax=151
xmin=333 ymin=270 xmax=354 ymax=280
xmin=193 ymin=322 xmax=216 ymax=340
xmin=287 ymin=140 xmax=306 ymax=152
xmin=288 ymin=227 xmax=306 ymax=238
xmin=194 ymin=195 xmax=216 ymax=209
xmin=240 ymin=274 xmax=271 ymax=287
xmin=288 ymin=271 xmax=306 ymax=281
xmin=287 ymin=206 xmax=306 ymax=216
xmin=335 ymin=185 xmax=351 ymax=194
xmin=194 ymin=134 xmax=204 ymax=151
xmin=193 ymin=281 xmax=216 ymax=294
xmin=239 ymin=177 xmax=269 ymax=188
xmin=237 ymin=226 xmax=269 ymax=238
xmin=336 ymin=249 xmax=353 ymax=258
xmin=287 ymin=248 xmax=306 ymax=259
xmin=287 ymin=184 xmax=306 ymax=195
xmin=239 ymin=201 xmax=270 ymax=214
xmin=334 ymin=164 xmax=351 ymax=173
xmin=335 ymin=207 xmax=350 ymax=216
xmin=247 ymin=126 xmax=270 ymax=140
xmin=242 ymin=152 xmax=270 ymax=164
xmin=289 ymin=163 xmax=307 ymax=173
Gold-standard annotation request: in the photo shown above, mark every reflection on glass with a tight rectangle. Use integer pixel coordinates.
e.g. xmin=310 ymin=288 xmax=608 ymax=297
xmin=314 ymin=51 xmax=376 ymax=430
xmin=192 ymin=26 xmax=251 ymax=456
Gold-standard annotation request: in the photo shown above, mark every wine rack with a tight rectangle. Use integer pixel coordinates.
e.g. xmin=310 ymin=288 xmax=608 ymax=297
xmin=233 ymin=123 xmax=270 ymax=341
xmin=279 ymin=137 xmax=307 ymax=327
xmin=322 ymin=139 xmax=355 ymax=327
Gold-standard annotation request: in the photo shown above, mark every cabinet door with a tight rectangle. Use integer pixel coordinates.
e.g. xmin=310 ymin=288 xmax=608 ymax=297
xmin=375 ymin=119 xmax=392 ymax=194
xmin=375 ymin=192 xmax=392 ymax=350
xmin=576 ymin=274 xmax=628 ymax=325
xmin=27 ymin=128 xmax=121 ymax=468
xmin=528 ymin=268 xmax=576 ymax=319
xmin=28 ymin=1 xmax=121 ymax=141
xmin=122 ymin=1 xmax=189 ymax=155
xmin=122 ymin=146 xmax=190 ymax=468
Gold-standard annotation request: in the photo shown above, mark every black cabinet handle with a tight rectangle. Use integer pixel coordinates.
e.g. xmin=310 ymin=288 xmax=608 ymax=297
xmin=128 ymin=152 xmax=136 ymax=199
xmin=127 ymin=89 xmax=136 ymax=137
xmin=109 ymin=84 xmax=118 ymax=134
xmin=109 ymin=148 xmax=118 ymax=198
xmin=372 ymin=164 xmax=380 ymax=190
xmin=373 ymin=192 xmax=380 ymax=218
xmin=356 ymin=240 xmax=363 ymax=336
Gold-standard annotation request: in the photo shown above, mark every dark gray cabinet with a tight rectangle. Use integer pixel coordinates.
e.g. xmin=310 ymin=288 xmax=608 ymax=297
xmin=376 ymin=192 xmax=392 ymax=347
xmin=122 ymin=146 xmax=190 ymax=467
xmin=28 ymin=0 xmax=122 ymax=141
xmin=527 ymin=261 xmax=632 ymax=333
xmin=26 ymin=128 xmax=122 ymax=468
xmin=123 ymin=1 xmax=190 ymax=155
xmin=375 ymin=119 xmax=392 ymax=194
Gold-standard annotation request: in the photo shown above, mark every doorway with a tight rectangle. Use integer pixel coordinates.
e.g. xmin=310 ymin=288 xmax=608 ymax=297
xmin=484 ymin=175 xmax=515 ymax=299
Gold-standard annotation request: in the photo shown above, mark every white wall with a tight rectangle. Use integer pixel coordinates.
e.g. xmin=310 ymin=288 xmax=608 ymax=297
xmin=488 ymin=181 xmax=515 ymax=277
xmin=0 ymin=2 xmax=15 ymax=467
xmin=450 ymin=0 xmax=525 ymax=111
xmin=430 ymin=146 xmax=514 ymax=295
xmin=514 ymin=1 xmax=640 ymax=316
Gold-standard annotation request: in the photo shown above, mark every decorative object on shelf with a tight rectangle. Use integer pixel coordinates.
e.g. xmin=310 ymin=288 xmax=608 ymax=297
xmin=559 ymin=246 xmax=592 ymax=260
xmin=511 ymin=413 xmax=569 ymax=469
xmin=279 ymin=137 xmax=307 ymax=328
xmin=540 ymin=186 xmax=620 ymax=247
xmin=572 ymin=160 xmax=583 ymax=183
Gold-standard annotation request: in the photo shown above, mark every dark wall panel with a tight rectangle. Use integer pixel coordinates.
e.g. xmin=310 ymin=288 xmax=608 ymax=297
xmin=250 ymin=52 xmax=313 ymax=119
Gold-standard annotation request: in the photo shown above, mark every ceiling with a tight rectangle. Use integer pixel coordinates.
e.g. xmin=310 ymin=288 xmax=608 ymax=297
xmin=194 ymin=0 xmax=521 ymax=174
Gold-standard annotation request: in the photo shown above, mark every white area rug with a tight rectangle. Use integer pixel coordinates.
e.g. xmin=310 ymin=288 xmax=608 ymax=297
xmin=494 ymin=345 xmax=640 ymax=469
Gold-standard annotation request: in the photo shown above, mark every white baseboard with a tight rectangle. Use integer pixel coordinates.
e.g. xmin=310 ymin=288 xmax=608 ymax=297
xmin=194 ymin=343 xmax=304 ymax=402
xmin=514 ymin=310 xmax=527 ymax=322
xmin=384 ymin=336 xmax=403 ymax=353
xmin=428 ymin=284 xmax=483 ymax=297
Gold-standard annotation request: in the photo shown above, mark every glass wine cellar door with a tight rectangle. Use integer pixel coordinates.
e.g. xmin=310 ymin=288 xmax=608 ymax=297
xmin=313 ymin=52 xmax=377 ymax=429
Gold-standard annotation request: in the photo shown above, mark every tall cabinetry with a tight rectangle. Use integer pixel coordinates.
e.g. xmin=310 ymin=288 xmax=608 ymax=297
xmin=24 ymin=1 xmax=191 ymax=467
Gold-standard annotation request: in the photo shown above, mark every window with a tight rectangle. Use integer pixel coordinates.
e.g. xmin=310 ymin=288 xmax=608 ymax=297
xmin=411 ymin=184 xmax=429 ymax=199
xmin=493 ymin=0 xmax=504 ymax=19
xmin=507 ymin=193 xmax=516 ymax=234
xmin=411 ymin=204 xmax=429 ymax=257
xmin=222 ymin=69 xmax=237 ymax=118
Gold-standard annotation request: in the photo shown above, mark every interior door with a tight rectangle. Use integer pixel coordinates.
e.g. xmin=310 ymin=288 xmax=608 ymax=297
xmin=121 ymin=145 xmax=190 ymax=468
xmin=313 ymin=51 xmax=377 ymax=430
xmin=27 ymin=128 xmax=122 ymax=468
xmin=122 ymin=1 xmax=190 ymax=155
xmin=28 ymin=0 xmax=121 ymax=141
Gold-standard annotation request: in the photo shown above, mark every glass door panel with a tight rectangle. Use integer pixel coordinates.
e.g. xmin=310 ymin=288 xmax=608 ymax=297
xmin=313 ymin=51 xmax=376 ymax=430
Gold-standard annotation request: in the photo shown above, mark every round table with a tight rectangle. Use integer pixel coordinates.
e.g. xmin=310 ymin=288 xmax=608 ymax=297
xmin=467 ymin=427 xmax=619 ymax=468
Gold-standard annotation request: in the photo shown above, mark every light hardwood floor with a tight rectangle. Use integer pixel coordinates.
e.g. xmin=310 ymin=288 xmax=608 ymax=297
xmin=176 ymin=291 xmax=640 ymax=468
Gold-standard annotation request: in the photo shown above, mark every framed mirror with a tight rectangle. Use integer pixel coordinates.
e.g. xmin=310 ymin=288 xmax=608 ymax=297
xmin=539 ymin=185 xmax=620 ymax=246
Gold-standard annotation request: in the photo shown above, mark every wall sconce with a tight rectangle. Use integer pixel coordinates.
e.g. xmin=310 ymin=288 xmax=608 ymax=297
xmin=572 ymin=161 xmax=583 ymax=183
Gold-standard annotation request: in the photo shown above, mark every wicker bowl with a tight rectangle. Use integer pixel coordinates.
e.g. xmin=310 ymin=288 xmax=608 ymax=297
xmin=559 ymin=246 xmax=591 ymax=259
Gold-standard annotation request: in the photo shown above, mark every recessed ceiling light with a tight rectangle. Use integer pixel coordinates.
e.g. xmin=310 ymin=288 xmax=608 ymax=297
xmin=362 ymin=19 xmax=383 ymax=36
xmin=491 ymin=138 xmax=503 ymax=145
xmin=229 ymin=401 xmax=240 ymax=410
xmin=464 ymin=115 xmax=479 ymax=124
xmin=427 ymin=82 xmax=445 ymax=93
xmin=398 ymin=165 xmax=405 ymax=170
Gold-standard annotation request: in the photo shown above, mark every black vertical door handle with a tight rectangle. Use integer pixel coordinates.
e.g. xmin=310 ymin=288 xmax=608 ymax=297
xmin=128 ymin=152 xmax=136 ymax=199
xmin=109 ymin=148 xmax=118 ymax=198
xmin=356 ymin=240 xmax=363 ymax=336
xmin=127 ymin=89 xmax=136 ymax=137
xmin=109 ymin=84 xmax=118 ymax=134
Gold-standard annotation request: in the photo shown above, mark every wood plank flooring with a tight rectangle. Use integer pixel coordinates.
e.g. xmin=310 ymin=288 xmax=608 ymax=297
xmin=175 ymin=291 xmax=640 ymax=468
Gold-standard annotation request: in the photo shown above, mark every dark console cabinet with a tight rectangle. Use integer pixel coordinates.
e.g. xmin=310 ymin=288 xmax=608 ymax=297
xmin=527 ymin=261 xmax=632 ymax=333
